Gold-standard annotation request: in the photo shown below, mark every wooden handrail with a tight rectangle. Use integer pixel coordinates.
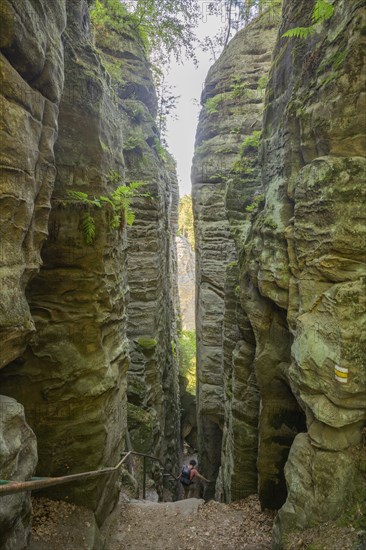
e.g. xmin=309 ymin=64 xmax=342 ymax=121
xmin=0 ymin=450 xmax=179 ymax=499
xmin=0 ymin=451 xmax=132 ymax=497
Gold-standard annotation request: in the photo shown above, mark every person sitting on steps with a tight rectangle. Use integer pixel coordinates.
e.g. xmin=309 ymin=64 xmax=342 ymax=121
xmin=178 ymin=459 xmax=210 ymax=499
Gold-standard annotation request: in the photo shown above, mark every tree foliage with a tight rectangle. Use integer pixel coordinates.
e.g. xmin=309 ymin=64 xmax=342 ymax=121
xmin=155 ymin=70 xmax=180 ymax=143
xmin=131 ymin=0 xmax=202 ymax=64
xmin=178 ymin=194 xmax=195 ymax=249
xmin=202 ymin=0 xmax=282 ymax=58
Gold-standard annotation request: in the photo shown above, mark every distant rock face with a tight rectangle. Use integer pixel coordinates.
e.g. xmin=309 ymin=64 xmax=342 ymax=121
xmin=176 ymin=236 xmax=195 ymax=331
xmin=192 ymin=11 xmax=279 ymax=499
xmin=124 ymin=148 xmax=181 ymax=483
xmin=0 ymin=0 xmax=180 ymax=532
xmin=0 ymin=0 xmax=66 ymax=367
xmin=0 ymin=396 xmax=37 ymax=550
xmin=192 ymin=0 xmax=366 ymax=543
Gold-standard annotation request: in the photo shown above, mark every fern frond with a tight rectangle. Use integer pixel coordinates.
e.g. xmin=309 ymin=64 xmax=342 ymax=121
xmin=125 ymin=208 xmax=135 ymax=226
xmin=111 ymin=214 xmax=121 ymax=229
xmin=67 ymin=190 xmax=90 ymax=202
xmin=129 ymin=181 xmax=145 ymax=190
xmin=107 ymin=170 xmax=122 ymax=185
xmin=81 ymin=213 xmax=96 ymax=244
xmin=112 ymin=186 xmax=131 ymax=201
xmin=312 ymin=0 xmax=334 ymax=24
xmin=91 ymin=198 xmax=102 ymax=208
xmin=282 ymin=25 xmax=317 ymax=39
xmin=99 ymin=196 xmax=114 ymax=207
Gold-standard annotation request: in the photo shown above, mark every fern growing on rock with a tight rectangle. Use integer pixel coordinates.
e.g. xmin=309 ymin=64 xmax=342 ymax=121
xmin=67 ymin=176 xmax=149 ymax=244
xmin=282 ymin=0 xmax=334 ymax=39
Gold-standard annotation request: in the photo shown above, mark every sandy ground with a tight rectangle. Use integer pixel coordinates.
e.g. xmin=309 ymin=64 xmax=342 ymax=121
xmin=29 ymin=492 xmax=364 ymax=549
xmin=102 ymin=494 xmax=275 ymax=550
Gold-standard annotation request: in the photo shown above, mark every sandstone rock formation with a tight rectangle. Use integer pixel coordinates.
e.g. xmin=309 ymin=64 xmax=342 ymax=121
xmin=0 ymin=0 xmax=66 ymax=367
xmin=0 ymin=2 xmax=66 ymax=545
xmin=176 ymin=235 xmax=195 ymax=331
xmin=192 ymin=0 xmax=366 ymax=543
xmin=0 ymin=0 xmax=180 ymax=541
xmin=257 ymin=0 xmax=366 ymax=543
xmin=0 ymin=396 xmax=37 ymax=550
xmin=192 ymin=10 xmax=279 ymax=500
xmin=125 ymin=150 xmax=180 ymax=486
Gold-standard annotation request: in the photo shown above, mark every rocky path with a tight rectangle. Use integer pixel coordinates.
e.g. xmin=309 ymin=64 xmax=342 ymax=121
xmin=102 ymin=495 xmax=274 ymax=550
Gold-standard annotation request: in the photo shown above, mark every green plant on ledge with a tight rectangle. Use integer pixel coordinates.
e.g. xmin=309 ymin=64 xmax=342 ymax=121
xmin=245 ymin=193 xmax=265 ymax=213
xmin=123 ymin=136 xmax=145 ymax=152
xmin=204 ymin=95 xmax=223 ymax=114
xmin=67 ymin=174 xmax=149 ymax=244
xmin=240 ymin=130 xmax=262 ymax=154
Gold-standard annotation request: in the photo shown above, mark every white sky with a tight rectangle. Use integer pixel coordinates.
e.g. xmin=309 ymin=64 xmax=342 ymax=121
xmin=164 ymin=8 xmax=227 ymax=196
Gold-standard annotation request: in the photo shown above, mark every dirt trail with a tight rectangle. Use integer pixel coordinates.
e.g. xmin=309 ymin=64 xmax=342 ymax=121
xmin=102 ymin=495 xmax=274 ymax=550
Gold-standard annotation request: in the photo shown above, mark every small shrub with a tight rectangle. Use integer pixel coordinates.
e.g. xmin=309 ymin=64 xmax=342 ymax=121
xmin=153 ymin=138 xmax=168 ymax=162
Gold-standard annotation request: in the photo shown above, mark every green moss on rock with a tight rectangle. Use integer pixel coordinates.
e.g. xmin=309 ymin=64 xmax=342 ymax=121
xmin=136 ymin=337 xmax=157 ymax=350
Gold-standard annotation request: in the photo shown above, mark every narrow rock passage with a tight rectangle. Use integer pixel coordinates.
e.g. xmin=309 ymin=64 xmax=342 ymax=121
xmin=102 ymin=495 xmax=274 ymax=550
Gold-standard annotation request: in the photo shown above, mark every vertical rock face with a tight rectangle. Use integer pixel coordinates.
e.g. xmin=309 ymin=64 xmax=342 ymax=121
xmin=1 ymin=0 xmax=129 ymax=524
xmin=0 ymin=396 xmax=37 ymax=550
xmin=125 ymin=148 xmax=181 ymax=479
xmin=192 ymin=11 xmax=279 ymax=499
xmin=0 ymin=0 xmax=180 ymax=532
xmin=192 ymin=9 xmax=276 ymax=500
xmin=0 ymin=0 xmax=66 ymax=366
xmin=0 ymin=2 xmax=66 ymax=546
xmin=193 ymin=0 xmax=366 ymax=542
xmin=176 ymin=235 xmax=195 ymax=331
xmin=256 ymin=0 xmax=366 ymax=542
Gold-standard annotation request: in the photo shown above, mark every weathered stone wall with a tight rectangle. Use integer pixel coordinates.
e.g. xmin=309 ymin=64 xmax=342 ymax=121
xmin=252 ymin=0 xmax=366 ymax=543
xmin=0 ymin=0 xmax=181 ymax=539
xmin=0 ymin=0 xmax=66 ymax=366
xmin=1 ymin=0 xmax=129 ymax=524
xmin=193 ymin=0 xmax=366 ymax=543
xmin=192 ymin=10 xmax=279 ymax=500
xmin=0 ymin=396 xmax=37 ymax=550
xmin=124 ymin=149 xmax=181 ymax=483
xmin=0 ymin=2 xmax=66 ymax=546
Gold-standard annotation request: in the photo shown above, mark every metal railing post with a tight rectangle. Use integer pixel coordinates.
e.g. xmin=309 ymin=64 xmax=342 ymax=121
xmin=142 ymin=455 xmax=147 ymax=500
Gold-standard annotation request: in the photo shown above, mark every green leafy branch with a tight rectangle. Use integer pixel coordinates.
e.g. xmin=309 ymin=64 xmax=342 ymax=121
xmin=67 ymin=176 xmax=150 ymax=244
xmin=282 ymin=0 xmax=334 ymax=39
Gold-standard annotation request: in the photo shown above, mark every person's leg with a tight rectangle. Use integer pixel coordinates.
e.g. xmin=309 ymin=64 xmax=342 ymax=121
xmin=187 ymin=483 xmax=195 ymax=499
